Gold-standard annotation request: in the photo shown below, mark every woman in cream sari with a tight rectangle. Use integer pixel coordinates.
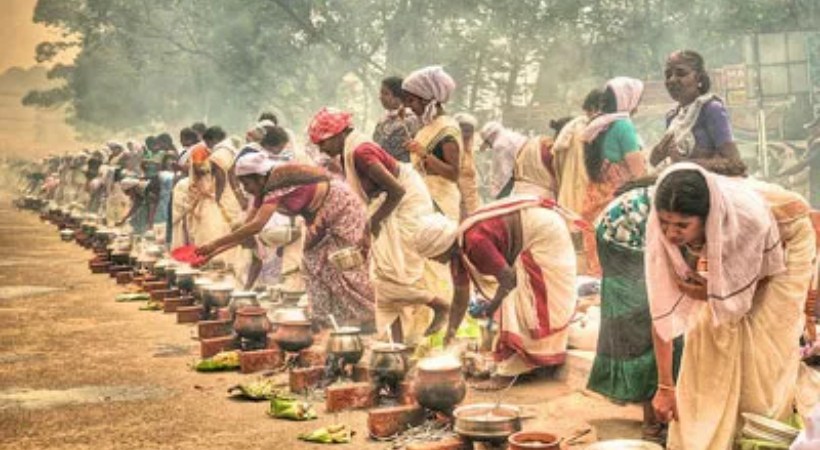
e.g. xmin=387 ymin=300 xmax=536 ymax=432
xmin=648 ymin=163 xmax=815 ymax=450
xmin=308 ymin=108 xmax=448 ymax=344
xmin=415 ymin=196 xmax=582 ymax=386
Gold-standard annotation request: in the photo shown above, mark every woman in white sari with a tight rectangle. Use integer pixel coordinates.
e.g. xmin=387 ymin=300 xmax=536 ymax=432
xmin=648 ymin=163 xmax=816 ymax=450
xmin=308 ymin=108 xmax=448 ymax=344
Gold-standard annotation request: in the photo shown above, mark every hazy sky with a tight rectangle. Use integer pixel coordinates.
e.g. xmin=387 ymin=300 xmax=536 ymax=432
xmin=0 ymin=0 xmax=71 ymax=72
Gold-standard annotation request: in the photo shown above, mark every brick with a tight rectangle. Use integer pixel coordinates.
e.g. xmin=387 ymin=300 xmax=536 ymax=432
xmin=198 ymin=319 xmax=233 ymax=339
xmin=200 ymin=335 xmax=237 ymax=358
xmin=163 ymin=296 xmax=193 ymax=313
xmin=405 ymin=437 xmax=470 ymax=450
xmin=143 ymin=281 xmax=167 ymax=293
xmin=177 ymin=305 xmax=204 ymax=324
xmin=150 ymin=288 xmax=179 ymax=301
xmin=90 ymin=262 xmax=110 ymax=274
xmin=239 ymin=349 xmax=284 ymax=373
xmin=367 ymin=404 xmax=424 ymax=438
xmin=215 ymin=307 xmax=230 ymax=321
xmin=289 ymin=366 xmax=325 ymax=394
xmin=108 ymin=265 xmax=130 ymax=277
xmin=115 ymin=271 xmax=133 ymax=285
xmin=352 ymin=363 xmax=371 ymax=382
xmin=325 ymin=382 xmax=376 ymax=413
xmin=298 ymin=346 xmax=327 ymax=367
xmin=398 ymin=381 xmax=416 ymax=405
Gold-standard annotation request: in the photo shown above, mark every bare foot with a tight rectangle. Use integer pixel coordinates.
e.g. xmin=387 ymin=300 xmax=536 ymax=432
xmin=424 ymin=298 xmax=448 ymax=336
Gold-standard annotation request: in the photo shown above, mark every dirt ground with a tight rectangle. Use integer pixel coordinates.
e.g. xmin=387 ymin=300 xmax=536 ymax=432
xmin=0 ymin=195 xmax=642 ymax=449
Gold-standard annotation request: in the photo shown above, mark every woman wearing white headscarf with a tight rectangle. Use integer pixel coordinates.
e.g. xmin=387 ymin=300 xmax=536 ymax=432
xmin=647 ymin=163 xmax=815 ymax=450
xmin=480 ymin=121 xmax=558 ymax=201
xmin=414 ymin=196 xmax=583 ymax=386
xmin=580 ymin=77 xmax=647 ymax=275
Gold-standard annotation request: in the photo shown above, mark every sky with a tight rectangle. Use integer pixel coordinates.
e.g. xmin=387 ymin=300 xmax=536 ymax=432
xmin=0 ymin=0 xmax=71 ymax=72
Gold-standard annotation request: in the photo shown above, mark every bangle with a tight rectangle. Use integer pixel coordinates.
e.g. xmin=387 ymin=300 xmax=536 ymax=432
xmin=657 ymin=383 xmax=675 ymax=392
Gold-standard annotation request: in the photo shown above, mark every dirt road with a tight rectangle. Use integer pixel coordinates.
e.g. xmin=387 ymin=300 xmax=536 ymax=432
xmin=0 ymin=196 xmax=640 ymax=449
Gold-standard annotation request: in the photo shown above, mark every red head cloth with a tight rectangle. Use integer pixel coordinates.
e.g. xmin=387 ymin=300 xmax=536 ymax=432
xmin=190 ymin=143 xmax=211 ymax=166
xmin=307 ymin=107 xmax=352 ymax=144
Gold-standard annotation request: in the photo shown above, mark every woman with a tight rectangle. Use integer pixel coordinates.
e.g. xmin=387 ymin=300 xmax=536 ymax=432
xmin=116 ymin=177 xmax=154 ymax=235
xmin=372 ymin=76 xmax=420 ymax=163
xmin=586 ymin=179 xmax=682 ymax=444
xmin=196 ymin=152 xmax=375 ymax=330
xmin=581 ymin=77 xmax=647 ymax=275
xmin=650 ymin=50 xmax=740 ymax=167
xmin=647 ymin=163 xmax=815 ymax=450
xmin=402 ymin=66 xmax=463 ymax=222
xmin=414 ymin=196 xmax=580 ymax=386
xmin=308 ymin=107 xmax=448 ymax=344
xmin=479 ymin=121 xmax=557 ymax=200
xmin=553 ymin=89 xmax=603 ymax=216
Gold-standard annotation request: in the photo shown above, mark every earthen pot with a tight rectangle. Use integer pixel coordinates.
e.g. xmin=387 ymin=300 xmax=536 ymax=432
xmin=508 ymin=431 xmax=560 ymax=450
xmin=272 ymin=320 xmax=313 ymax=352
xmin=413 ymin=355 xmax=467 ymax=414
xmin=234 ymin=306 xmax=272 ymax=341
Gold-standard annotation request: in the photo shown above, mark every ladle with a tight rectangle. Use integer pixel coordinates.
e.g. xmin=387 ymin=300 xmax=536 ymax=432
xmin=558 ymin=428 xmax=592 ymax=446
xmin=486 ymin=374 xmax=519 ymax=419
xmin=328 ymin=314 xmax=340 ymax=332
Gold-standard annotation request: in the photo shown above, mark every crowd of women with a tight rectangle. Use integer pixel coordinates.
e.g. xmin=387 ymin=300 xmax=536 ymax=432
xmin=20 ymin=49 xmax=819 ymax=450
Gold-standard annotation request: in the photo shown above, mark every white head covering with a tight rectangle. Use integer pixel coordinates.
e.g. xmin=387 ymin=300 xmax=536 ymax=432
xmin=234 ymin=150 xmax=281 ymax=177
xmin=454 ymin=112 xmax=478 ymax=128
xmin=480 ymin=121 xmax=527 ymax=154
xmin=582 ymin=76 xmax=644 ymax=142
xmin=402 ymin=66 xmax=457 ymax=124
xmin=414 ymin=213 xmax=459 ymax=258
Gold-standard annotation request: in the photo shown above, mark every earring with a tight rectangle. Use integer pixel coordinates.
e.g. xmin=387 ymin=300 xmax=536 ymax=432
xmin=697 ymin=82 xmax=703 ymax=88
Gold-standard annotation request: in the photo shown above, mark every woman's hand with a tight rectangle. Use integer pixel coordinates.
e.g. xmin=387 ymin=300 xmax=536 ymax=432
xmin=404 ymin=139 xmax=425 ymax=157
xmin=649 ymin=133 xmax=675 ymax=167
xmin=652 ymin=388 xmax=678 ymax=423
xmin=675 ymin=272 xmax=708 ymax=301
xmin=196 ymin=241 xmax=218 ymax=257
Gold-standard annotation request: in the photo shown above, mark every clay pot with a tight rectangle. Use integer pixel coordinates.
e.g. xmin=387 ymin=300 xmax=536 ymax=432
xmin=234 ymin=306 xmax=272 ymax=341
xmin=508 ymin=431 xmax=560 ymax=450
xmin=414 ymin=355 xmax=467 ymax=414
xmin=272 ymin=320 xmax=314 ymax=352
xmin=369 ymin=343 xmax=409 ymax=386
xmin=326 ymin=327 xmax=364 ymax=366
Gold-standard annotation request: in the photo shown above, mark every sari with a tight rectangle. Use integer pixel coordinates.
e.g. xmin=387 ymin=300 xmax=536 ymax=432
xmin=553 ymin=116 xmax=590 ymax=214
xmin=342 ymin=131 xmax=436 ymax=343
xmin=260 ymin=165 xmax=375 ymax=329
xmin=412 ymin=115 xmax=463 ymax=221
xmin=511 ymin=136 xmax=557 ymax=199
xmin=458 ymin=196 xmax=578 ymax=376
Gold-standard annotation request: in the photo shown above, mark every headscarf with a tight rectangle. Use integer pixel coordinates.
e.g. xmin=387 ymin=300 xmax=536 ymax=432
xmin=414 ymin=213 xmax=459 ymax=258
xmin=454 ymin=112 xmax=478 ymax=129
xmin=646 ymin=162 xmax=785 ymax=342
xmin=106 ymin=141 xmax=124 ymax=152
xmin=234 ymin=150 xmax=281 ymax=177
xmin=481 ymin=121 xmax=527 ymax=154
xmin=402 ymin=66 xmax=457 ymax=124
xmin=189 ymin=143 xmax=211 ymax=167
xmin=582 ymin=77 xmax=644 ymax=142
xmin=308 ymin=107 xmax=352 ymax=144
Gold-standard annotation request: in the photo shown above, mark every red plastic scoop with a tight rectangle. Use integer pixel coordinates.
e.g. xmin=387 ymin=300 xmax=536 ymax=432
xmin=170 ymin=244 xmax=207 ymax=266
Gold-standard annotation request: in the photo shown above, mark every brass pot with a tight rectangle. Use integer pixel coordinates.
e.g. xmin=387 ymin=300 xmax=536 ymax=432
xmin=414 ymin=355 xmax=467 ymax=414
xmin=234 ymin=306 xmax=272 ymax=341
xmin=328 ymin=247 xmax=365 ymax=271
xmin=326 ymin=327 xmax=364 ymax=366
xmin=174 ymin=268 xmax=200 ymax=292
xmin=369 ymin=343 xmax=408 ymax=386
xmin=272 ymin=320 xmax=314 ymax=352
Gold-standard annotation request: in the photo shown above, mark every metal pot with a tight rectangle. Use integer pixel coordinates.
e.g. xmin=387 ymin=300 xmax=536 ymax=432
xmin=414 ymin=355 xmax=467 ymax=414
xmin=453 ymin=403 xmax=522 ymax=443
xmin=203 ymin=283 xmax=234 ymax=309
xmin=234 ymin=306 xmax=272 ymax=340
xmin=228 ymin=291 xmax=259 ymax=321
xmin=270 ymin=307 xmax=309 ymax=324
xmin=60 ymin=229 xmax=75 ymax=241
xmin=280 ymin=289 xmax=306 ymax=306
xmin=272 ymin=320 xmax=314 ymax=352
xmin=192 ymin=276 xmax=215 ymax=302
xmin=174 ymin=268 xmax=201 ymax=292
xmin=326 ymin=327 xmax=364 ymax=366
xmin=369 ymin=343 xmax=409 ymax=386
